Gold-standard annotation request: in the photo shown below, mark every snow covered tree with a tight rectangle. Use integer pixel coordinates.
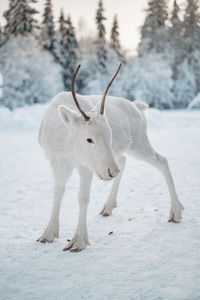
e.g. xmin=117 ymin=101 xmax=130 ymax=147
xmin=110 ymin=15 xmax=120 ymax=51
xmin=0 ymin=24 xmax=2 ymax=45
xmin=0 ymin=36 xmax=63 ymax=109
xmin=173 ymin=59 xmax=196 ymax=107
xmin=138 ymin=0 xmax=168 ymax=55
xmin=95 ymin=0 xmax=107 ymax=73
xmin=0 ymin=23 xmax=7 ymax=47
xmin=58 ymin=9 xmax=66 ymax=33
xmin=110 ymin=14 xmax=125 ymax=63
xmin=40 ymin=0 xmax=55 ymax=53
xmin=171 ymin=0 xmax=200 ymax=106
xmin=187 ymin=91 xmax=200 ymax=109
xmin=121 ymin=53 xmax=174 ymax=108
xmin=53 ymin=9 xmax=65 ymax=64
xmin=169 ymin=1 xmax=184 ymax=77
xmin=4 ymin=0 xmax=38 ymax=36
xmin=171 ymin=0 xmax=181 ymax=33
xmin=169 ymin=1 xmax=185 ymax=104
xmin=183 ymin=0 xmax=200 ymax=56
xmin=170 ymin=0 xmax=183 ymax=46
xmin=63 ymin=16 xmax=78 ymax=90
xmin=54 ymin=11 xmax=78 ymax=90
xmin=182 ymin=0 xmax=200 ymax=91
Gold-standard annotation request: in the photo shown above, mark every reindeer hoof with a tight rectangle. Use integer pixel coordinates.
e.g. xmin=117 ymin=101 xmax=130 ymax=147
xmin=63 ymin=246 xmax=82 ymax=252
xmin=100 ymin=209 xmax=110 ymax=216
xmin=168 ymin=202 xmax=184 ymax=223
xmin=168 ymin=216 xmax=180 ymax=223
xmin=100 ymin=204 xmax=116 ymax=216
xmin=37 ymin=237 xmax=53 ymax=243
xmin=102 ymin=212 xmax=110 ymax=217
xmin=63 ymin=233 xmax=89 ymax=252
xmin=70 ymin=248 xmax=82 ymax=253
xmin=37 ymin=224 xmax=59 ymax=243
xmin=63 ymin=243 xmax=74 ymax=251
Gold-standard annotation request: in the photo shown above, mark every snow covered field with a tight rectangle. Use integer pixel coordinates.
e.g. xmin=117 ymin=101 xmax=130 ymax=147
xmin=0 ymin=105 xmax=200 ymax=300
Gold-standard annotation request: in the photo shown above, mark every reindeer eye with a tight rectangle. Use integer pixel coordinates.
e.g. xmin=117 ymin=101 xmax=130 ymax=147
xmin=87 ymin=138 xmax=94 ymax=143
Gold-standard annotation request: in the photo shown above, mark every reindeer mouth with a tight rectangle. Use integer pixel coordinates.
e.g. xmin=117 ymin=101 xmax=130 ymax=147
xmin=98 ymin=168 xmax=119 ymax=181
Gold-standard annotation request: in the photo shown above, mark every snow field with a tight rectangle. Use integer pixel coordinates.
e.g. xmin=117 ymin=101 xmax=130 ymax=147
xmin=0 ymin=106 xmax=200 ymax=300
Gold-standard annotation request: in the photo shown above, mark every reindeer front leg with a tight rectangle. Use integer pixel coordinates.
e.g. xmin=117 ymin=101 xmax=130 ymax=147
xmin=100 ymin=155 xmax=126 ymax=216
xmin=63 ymin=167 xmax=93 ymax=252
xmin=37 ymin=161 xmax=73 ymax=243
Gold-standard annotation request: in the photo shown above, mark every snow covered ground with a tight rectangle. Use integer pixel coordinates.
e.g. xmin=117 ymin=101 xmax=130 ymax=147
xmin=0 ymin=105 xmax=200 ymax=300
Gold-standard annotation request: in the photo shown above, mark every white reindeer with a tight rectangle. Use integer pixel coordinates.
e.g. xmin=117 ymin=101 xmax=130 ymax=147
xmin=37 ymin=64 xmax=184 ymax=252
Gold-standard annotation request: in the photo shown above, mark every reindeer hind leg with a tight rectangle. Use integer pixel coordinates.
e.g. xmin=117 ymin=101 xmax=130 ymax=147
xmin=131 ymin=133 xmax=183 ymax=222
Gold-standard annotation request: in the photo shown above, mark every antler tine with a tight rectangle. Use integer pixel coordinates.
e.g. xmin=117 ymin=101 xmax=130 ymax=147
xmin=100 ymin=63 xmax=122 ymax=115
xmin=71 ymin=65 xmax=90 ymax=121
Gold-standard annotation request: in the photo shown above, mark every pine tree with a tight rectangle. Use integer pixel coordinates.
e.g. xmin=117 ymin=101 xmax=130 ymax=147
xmin=63 ymin=16 xmax=78 ymax=90
xmin=40 ymin=0 xmax=55 ymax=53
xmin=170 ymin=1 xmax=184 ymax=76
xmin=170 ymin=0 xmax=183 ymax=44
xmin=110 ymin=14 xmax=125 ymax=62
xmin=138 ymin=0 xmax=168 ymax=55
xmin=54 ymin=11 xmax=78 ymax=90
xmin=0 ymin=23 xmax=6 ymax=47
xmin=171 ymin=0 xmax=180 ymax=29
xmin=183 ymin=0 xmax=200 ymax=56
xmin=4 ymin=0 xmax=38 ymax=36
xmin=95 ymin=0 xmax=107 ymax=72
xmin=0 ymin=24 xmax=1 ymax=41
xmin=53 ymin=9 xmax=65 ymax=65
xmin=171 ymin=0 xmax=200 ymax=106
xmin=110 ymin=15 xmax=120 ymax=51
xmin=183 ymin=0 xmax=200 ymax=91
xmin=59 ymin=9 xmax=65 ymax=33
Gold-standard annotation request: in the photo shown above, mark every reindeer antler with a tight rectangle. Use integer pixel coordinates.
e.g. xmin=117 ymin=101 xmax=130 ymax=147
xmin=100 ymin=64 xmax=122 ymax=115
xmin=71 ymin=65 xmax=90 ymax=121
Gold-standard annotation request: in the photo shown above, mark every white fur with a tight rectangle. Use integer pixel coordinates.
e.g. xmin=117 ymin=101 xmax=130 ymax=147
xmin=37 ymin=91 xmax=184 ymax=251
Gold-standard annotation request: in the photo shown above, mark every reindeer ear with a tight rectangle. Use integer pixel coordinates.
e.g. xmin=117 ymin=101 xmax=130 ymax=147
xmin=58 ymin=105 xmax=81 ymax=125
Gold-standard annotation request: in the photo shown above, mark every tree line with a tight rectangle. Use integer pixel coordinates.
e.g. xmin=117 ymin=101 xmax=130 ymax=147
xmin=0 ymin=0 xmax=200 ymax=109
xmin=138 ymin=0 xmax=200 ymax=108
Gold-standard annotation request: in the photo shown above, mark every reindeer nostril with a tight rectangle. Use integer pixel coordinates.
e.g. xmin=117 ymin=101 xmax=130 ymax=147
xmin=108 ymin=168 xmax=113 ymax=178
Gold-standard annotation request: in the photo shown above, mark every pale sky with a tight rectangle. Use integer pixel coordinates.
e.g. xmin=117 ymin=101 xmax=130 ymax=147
xmin=0 ymin=0 xmax=176 ymax=53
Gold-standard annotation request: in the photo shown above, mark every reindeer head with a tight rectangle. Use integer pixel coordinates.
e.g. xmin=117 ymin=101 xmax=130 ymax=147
xmin=58 ymin=64 xmax=121 ymax=181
